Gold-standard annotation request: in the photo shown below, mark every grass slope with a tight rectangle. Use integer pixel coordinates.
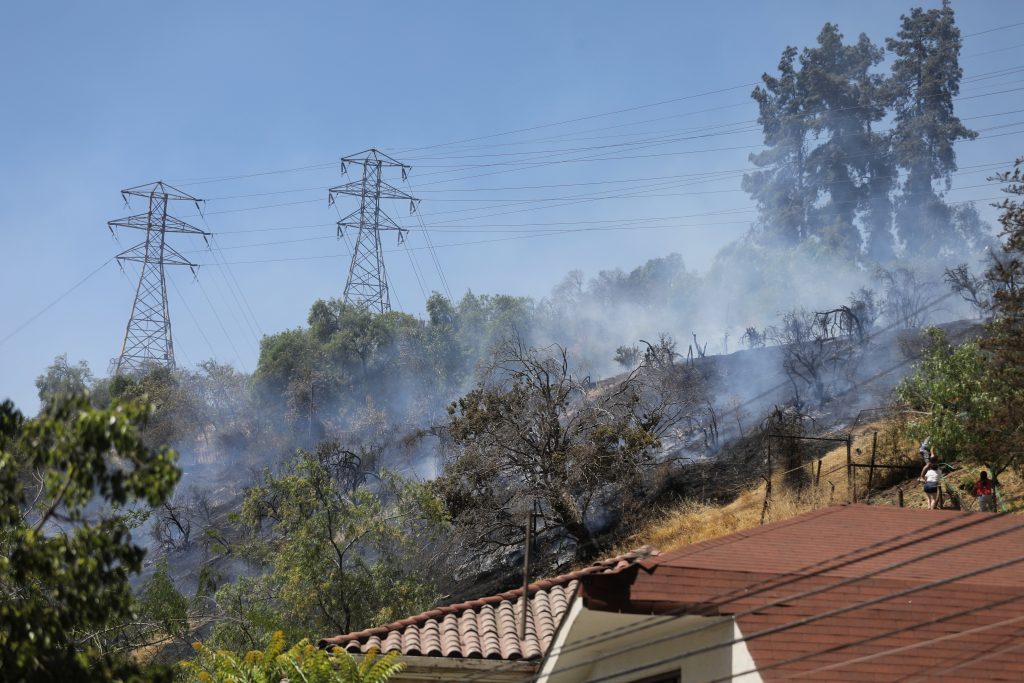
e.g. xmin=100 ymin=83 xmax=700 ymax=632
xmin=625 ymin=418 xmax=1023 ymax=554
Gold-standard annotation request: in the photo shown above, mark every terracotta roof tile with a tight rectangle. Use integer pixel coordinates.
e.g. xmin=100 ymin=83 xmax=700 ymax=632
xmin=319 ymin=546 xmax=659 ymax=659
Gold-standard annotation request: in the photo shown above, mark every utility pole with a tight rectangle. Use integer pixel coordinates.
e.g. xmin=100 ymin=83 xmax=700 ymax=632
xmin=519 ymin=502 xmax=538 ymax=642
xmin=108 ymin=181 xmax=209 ymax=375
xmin=328 ymin=149 xmax=418 ymax=313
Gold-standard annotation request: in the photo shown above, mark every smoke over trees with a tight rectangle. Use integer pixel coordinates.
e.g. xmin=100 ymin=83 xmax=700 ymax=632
xmin=8 ymin=2 xmax=1008 ymax=673
xmin=888 ymin=1 xmax=978 ymax=256
xmin=898 ymin=158 xmax=1024 ymax=490
xmin=437 ymin=338 xmax=706 ymax=562
xmin=745 ymin=0 xmax=980 ymax=261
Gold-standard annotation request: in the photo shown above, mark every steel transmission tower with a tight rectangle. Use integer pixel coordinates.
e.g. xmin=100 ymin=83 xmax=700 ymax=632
xmin=328 ymin=149 xmax=418 ymax=313
xmin=108 ymin=181 xmax=209 ymax=375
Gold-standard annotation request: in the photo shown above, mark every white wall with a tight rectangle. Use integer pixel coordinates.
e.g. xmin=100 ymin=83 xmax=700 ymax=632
xmin=538 ymin=599 xmax=762 ymax=683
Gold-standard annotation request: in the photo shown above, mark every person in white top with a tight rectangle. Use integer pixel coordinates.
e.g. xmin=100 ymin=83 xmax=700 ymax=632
xmin=920 ymin=461 xmax=942 ymax=509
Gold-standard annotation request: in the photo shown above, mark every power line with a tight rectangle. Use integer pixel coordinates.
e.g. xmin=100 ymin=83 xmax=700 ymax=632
xmin=194 ymin=240 xmax=261 ymax=351
xmin=194 ymin=193 xmax=1011 ymax=266
xmin=194 ymin=106 xmax=1021 ymax=213
xmin=390 ymin=197 xmax=453 ymax=303
xmin=173 ymin=161 xmax=336 ymax=187
xmin=194 ymin=174 xmax=1011 ymax=255
xmin=167 ymin=87 xmax=1024 ymax=233
xmin=410 ymin=103 xmax=1024 ymax=189
xmin=758 ymin=607 xmax=1024 ymax=681
xmin=0 ymin=257 xmax=113 ymax=349
xmin=158 ymin=29 xmax=1023 ymax=193
xmin=510 ymin=514 xmax=1024 ymax=683
xmin=204 ymin=233 xmax=265 ymax=342
xmin=963 ymin=41 xmax=1024 ymax=60
xmin=392 ymin=83 xmax=760 ymax=156
xmin=166 ymin=273 xmax=219 ymax=364
xmin=438 ymin=286 xmax=969 ymax=683
xmin=209 ymin=236 xmax=265 ymax=337
xmin=206 ymin=159 xmax=1013 ymax=237
xmin=402 ymin=240 xmax=430 ymax=304
xmin=194 ymin=277 xmax=248 ymax=373
xmin=963 ymin=20 xmax=1024 ymax=38
xmin=185 ymin=124 xmax=1022 ymax=233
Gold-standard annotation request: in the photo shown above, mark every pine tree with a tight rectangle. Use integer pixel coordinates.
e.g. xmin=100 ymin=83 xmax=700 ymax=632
xmin=887 ymin=0 xmax=976 ymax=256
xmin=743 ymin=46 xmax=814 ymax=246
xmin=799 ymin=24 xmax=886 ymax=259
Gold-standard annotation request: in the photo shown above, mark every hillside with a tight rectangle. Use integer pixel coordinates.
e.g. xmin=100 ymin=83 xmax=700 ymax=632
xmin=626 ymin=417 xmax=1024 ymax=556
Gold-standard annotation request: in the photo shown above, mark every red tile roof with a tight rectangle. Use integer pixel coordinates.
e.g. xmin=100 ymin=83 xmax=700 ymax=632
xmin=583 ymin=505 xmax=1024 ymax=681
xmin=320 ymin=546 xmax=659 ymax=660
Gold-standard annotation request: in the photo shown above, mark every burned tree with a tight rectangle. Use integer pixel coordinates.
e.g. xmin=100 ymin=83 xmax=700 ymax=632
xmin=815 ymin=305 xmax=867 ymax=344
xmin=639 ymin=333 xmax=678 ymax=368
xmin=877 ymin=266 xmax=932 ymax=329
xmin=762 ymin=405 xmax=813 ymax=493
xmin=944 ymin=263 xmax=993 ymax=316
xmin=848 ymin=287 xmax=881 ymax=332
xmin=770 ymin=307 xmax=867 ymax=404
xmin=771 ymin=310 xmax=831 ymax=402
xmin=613 ymin=344 xmax=641 ymax=370
xmin=437 ymin=337 xmax=702 ymax=562
xmin=742 ymin=326 xmax=767 ymax=349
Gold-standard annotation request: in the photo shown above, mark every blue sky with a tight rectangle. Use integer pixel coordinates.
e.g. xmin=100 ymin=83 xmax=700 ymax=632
xmin=2 ymin=1 xmax=1022 ymax=410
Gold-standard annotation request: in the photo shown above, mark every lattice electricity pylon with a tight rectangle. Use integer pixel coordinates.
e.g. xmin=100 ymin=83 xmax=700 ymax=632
xmin=328 ymin=149 xmax=418 ymax=313
xmin=108 ymin=181 xmax=209 ymax=375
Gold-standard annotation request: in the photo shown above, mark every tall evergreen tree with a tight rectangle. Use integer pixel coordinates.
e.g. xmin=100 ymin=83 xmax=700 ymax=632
xmin=745 ymin=26 xmax=894 ymax=261
xmin=799 ymin=24 xmax=886 ymax=259
xmin=887 ymin=0 xmax=976 ymax=256
xmin=743 ymin=46 xmax=814 ymax=246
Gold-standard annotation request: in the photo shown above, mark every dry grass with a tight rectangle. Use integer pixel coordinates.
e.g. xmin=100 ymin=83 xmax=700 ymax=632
xmin=623 ymin=418 xmax=1024 ymax=555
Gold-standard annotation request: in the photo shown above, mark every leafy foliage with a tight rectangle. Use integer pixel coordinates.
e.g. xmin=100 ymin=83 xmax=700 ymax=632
xmin=898 ymin=159 xmax=1024 ymax=483
xmin=437 ymin=339 xmax=703 ymax=561
xmin=0 ymin=394 xmax=180 ymax=681
xmin=35 ymin=353 xmax=94 ymax=410
xmin=887 ymin=0 xmax=977 ymax=256
xmin=744 ymin=2 xmax=982 ymax=261
xmin=179 ymin=632 xmax=404 ymax=683
xmin=223 ymin=445 xmax=445 ymax=643
xmin=896 ymin=330 xmax=996 ymax=465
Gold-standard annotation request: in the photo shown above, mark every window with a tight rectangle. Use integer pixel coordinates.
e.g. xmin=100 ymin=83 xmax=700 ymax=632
xmin=630 ymin=673 xmax=680 ymax=683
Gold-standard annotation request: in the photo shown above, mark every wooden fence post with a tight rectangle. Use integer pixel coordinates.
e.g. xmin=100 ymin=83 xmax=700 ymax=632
xmin=519 ymin=506 xmax=534 ymax=641
xmin=867 ymin=431 xmax=878 ymax=496
xmin=847 ymin=435 xmax=854 ymax=503
xmin=761 ymin=441 xmax=772 ymax=525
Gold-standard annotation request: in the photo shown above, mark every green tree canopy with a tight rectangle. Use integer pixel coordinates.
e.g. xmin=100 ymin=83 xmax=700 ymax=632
xmin=887 ymin=0 xmax=976 ymax=256
xmin=0 ymin=395 xmax=180 ymax=681
xmin=180 ymin=633 xmax=404 ymax=683
xmin=899 ymin=159 xmax=1024 ymax=486
xmin=227 ymin=441 xmax=445 ymax=645
xmin=35 ymin=354 xmax=94 ymax=411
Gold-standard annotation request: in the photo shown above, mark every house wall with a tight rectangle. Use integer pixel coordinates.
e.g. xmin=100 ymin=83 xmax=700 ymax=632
xmin=383 ymin=656 xmax=537 ymax=682
xmin=537 ymin=600 xmax=762 ymax=683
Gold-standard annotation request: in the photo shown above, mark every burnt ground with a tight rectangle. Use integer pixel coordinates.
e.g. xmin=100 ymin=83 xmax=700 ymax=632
xmin=444 ymin=318 xmax=984 ymax=603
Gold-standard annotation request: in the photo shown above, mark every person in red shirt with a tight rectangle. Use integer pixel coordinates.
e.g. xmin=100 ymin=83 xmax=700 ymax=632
xmin=975 ymin=471 xmax=994 ymax=512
